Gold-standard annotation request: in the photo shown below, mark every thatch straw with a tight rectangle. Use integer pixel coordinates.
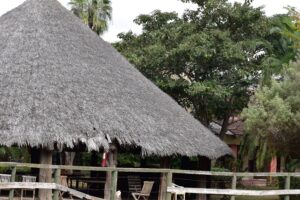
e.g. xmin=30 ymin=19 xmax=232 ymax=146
xmin=0 ymin=0 xmax=231 ymax=159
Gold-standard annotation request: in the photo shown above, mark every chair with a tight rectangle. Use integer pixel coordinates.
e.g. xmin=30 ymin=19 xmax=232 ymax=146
xmin=61 ymin=176 xmax=68 ymax=187
xmin=21 ymin=175 xmax=36 ymax=200
xmin=131 ymin=181 xmax=154 ymax=200
xmin=0 ymin=174 xmax=11 ymax=182
xmin=59 ymin=175 xmax=73 ymax=200
xmin=128 ymin=175 xmax=142 ymax=193
xmin=170 ymin=183 xmax=185 ymax=200
xmin=0 ymin=174 xmax=11 ymax=197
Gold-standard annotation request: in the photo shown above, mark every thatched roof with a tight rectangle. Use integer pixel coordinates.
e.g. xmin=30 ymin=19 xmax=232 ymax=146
xmin=0 ymin=0 xmax=231 ymax=159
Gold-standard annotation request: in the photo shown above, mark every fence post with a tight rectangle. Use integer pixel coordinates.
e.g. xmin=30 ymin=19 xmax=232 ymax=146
xmin=166 ymin=170 xmax=173 ymax=200
xmin=284 ymin=174 xmax=291 ymax=200
xmin=9 ymin=166 xmax=17 ymax=200
xmin=53 ymin=168 xmax=61 ymax=200
xmin=110 ymin=169 xmax=118 ymax=200
xmin=230 ymin=174 xmax=237 ymax=200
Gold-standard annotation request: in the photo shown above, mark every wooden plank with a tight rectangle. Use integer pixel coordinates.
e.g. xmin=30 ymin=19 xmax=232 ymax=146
xmin=167 ymin=187 xmax=300 ymax=196
xmin=0 ymin=162 xmax=115 ymax=172
xmin=0 ymin=182 xmax=103 ymax=200
xmin=57 ymin=184 xmax=103 ymax=200
xmin=9 ymin=166 xmax=16 ymax=200
xmin=0 ymin=182 xmax=57 ymax=190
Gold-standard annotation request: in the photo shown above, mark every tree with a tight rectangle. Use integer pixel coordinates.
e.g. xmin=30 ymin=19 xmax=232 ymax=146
xmin=239 ymin=10 xmax=300 ymax=171
xmin=261 ymin=14 xmax=298 ymax=85
xmin=70 ymin=0 xmax=112 ymax=35
xmin=242 ymin=60 xmax=300 ymax=170
xmin=114 ymin=0 xmax=271 ymax=140
xmin=284 ymin=7 xmax=300 ymax=46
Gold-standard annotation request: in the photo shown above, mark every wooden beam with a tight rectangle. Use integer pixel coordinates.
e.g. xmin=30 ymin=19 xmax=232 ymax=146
xmin=110 ymin=170 xmax=118 ymax=200
xmin=38 ymin=149 xmax=53 ymax=200
xmin=166 ymin=171 xmax=173 ymax=200
xmin=104 ymin=144 xmax=118 ymax=200
xmin=0 ymin=182 xmax=103 ymax=200
xmin=2 ymin=162 xmax=300 ymax=177
xmin=167 ymin=187 xmax=300 ymax=196
xmin=53 ymin=168 xmax=61 ymax=200
xmin=158 ymin=157 xmax=171 ymax=200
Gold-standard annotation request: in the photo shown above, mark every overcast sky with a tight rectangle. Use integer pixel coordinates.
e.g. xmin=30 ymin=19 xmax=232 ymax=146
xmin=0 ymin=0 xmax=299 ymax=42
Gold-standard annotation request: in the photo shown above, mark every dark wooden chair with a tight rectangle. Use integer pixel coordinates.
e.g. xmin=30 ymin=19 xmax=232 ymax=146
xmin=128 ymin=175 xmax=142 ymax=198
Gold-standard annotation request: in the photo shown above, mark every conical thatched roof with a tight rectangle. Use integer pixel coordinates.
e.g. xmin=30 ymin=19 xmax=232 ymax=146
xmin=0 ymin=0 xmax=231 ymax=158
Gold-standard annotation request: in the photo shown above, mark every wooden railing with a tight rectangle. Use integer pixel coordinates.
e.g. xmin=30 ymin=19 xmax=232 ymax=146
xmin=0 ymin=162 xmax=300 ymax=200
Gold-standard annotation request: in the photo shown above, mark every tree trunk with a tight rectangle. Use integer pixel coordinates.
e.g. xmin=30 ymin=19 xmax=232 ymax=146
xmin=158 ymin=157 xmax=171 ymax=200
xmin=104 ymin=145 xmax=118 ymax=200
xmin=219 ymin=114 xmax=231 ymax=140
xmin=39 ymin=149 xmax=53 ymax=200
xmin=280 ymin=156 xmax=286 ymax=172
xmin=63 ymin=152 xmax=76 ymax=175
xmin=196 ymin=156 xmax=211 ymax=200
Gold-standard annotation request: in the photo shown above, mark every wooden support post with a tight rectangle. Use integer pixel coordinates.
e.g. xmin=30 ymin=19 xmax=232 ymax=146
xmin=53 ymin=168 xmax=61 ymax=200
xmin=105 ymin=144 xmax=118 ymax=200
xmin=39 ymin=149 xmax=53 ymax=200
xmin=8 ymin=166 xmax=16 ymax=200
xmin=158 ymin=157 xmax=171 ymax=200
xmin=284 ymin=174 xmax=291 ymax=200
xmin=230 ymin=174 xmax=237 ymax=200
xmin=166 ymin=171 xmax=173 ymax=200
xmin=110 ymin=170 xmax=118 ymax=200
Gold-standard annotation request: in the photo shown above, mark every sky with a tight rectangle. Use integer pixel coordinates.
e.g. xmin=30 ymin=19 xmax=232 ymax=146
xmin=0 ymin=0 xmax=299 ymax=42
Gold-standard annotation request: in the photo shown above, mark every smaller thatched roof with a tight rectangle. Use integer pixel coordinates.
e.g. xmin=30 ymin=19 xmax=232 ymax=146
xmin=0 ymin=0 xmax=231 ymax=159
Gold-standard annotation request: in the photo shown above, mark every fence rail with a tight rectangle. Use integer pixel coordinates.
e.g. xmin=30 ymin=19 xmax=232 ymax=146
xmin=167 ymin=187 xmax=300 ymax=196
xmin=0 ymin=162 xmax=299 ymax=200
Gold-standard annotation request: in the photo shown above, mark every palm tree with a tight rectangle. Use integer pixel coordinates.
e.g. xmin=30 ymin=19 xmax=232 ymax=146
xmin=70 ymin=0 xmax=112 ymax=35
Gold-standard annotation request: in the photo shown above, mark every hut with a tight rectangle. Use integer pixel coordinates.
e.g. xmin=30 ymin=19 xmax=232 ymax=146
xmin=0 ymin=0 xmax=231 ymax=199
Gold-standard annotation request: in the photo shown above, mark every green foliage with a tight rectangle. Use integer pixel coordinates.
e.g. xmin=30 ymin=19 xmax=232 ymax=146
xmin=262 ymin=14 xmax=298 ymax=85
xmin=117 ymin=153 xmax=141 ymax=167
xmin=242 ymin=60 xmax=300 ymax=170
xmin=0 ymin=147 xmax=30 ymax=173
xmin=0 ymin=147 xmax=30 ymax=162
xmin=114 ymin=0 xmax=271 ymax=129
xmin=285 ymin=7 xmax=300 ymax=47
xmin=69 ymin=0 xmax=112 ymax=35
